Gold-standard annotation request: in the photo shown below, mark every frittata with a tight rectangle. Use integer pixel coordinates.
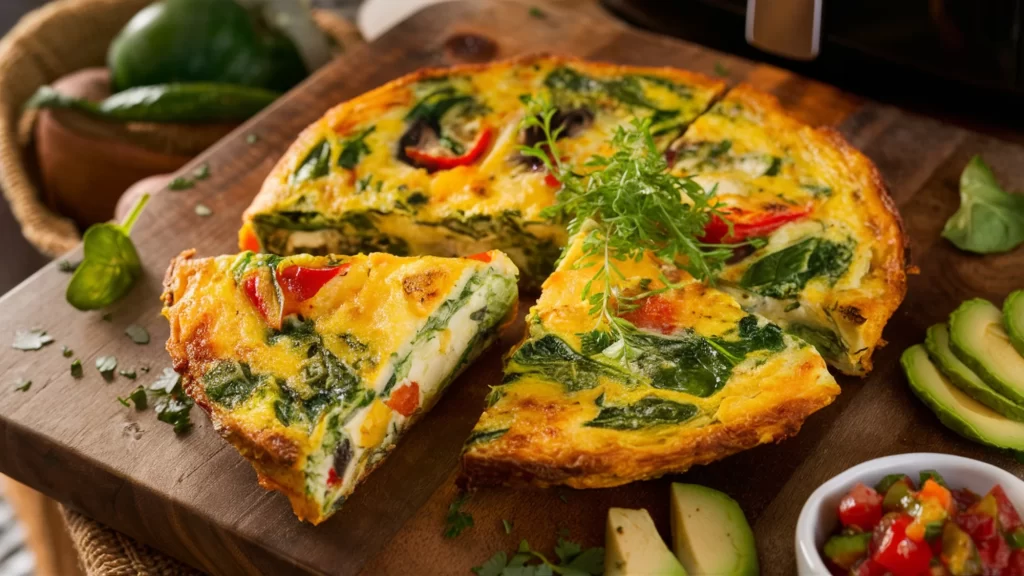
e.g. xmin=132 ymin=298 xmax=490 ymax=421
xmin=161 ymin=249 xmax=518 ymax=523
xmin=460 ymin=223 xmax=841 ymax=488
xmin=242 ymin=55 xmax=726 ymax=288
xmin=668 ymin=86 xmax=906 ymax=375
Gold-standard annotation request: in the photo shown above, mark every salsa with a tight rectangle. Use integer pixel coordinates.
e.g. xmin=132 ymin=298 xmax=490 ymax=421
xmin=822 ymin=470 xmax=1024 ymax=575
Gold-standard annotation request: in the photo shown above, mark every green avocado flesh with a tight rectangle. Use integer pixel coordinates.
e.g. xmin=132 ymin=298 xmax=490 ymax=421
xmin=949 ymin=299 xmax=1024 ymax=405
xmin=926 ymin=324 xmax=1024 ymax=422
xmin=1005 ymin=290 xmax=1024 ymax=356
xmin=670 ymin=483 xmax=758 ymax=576
xmin=902 ymin=345 xmax=1024 ymax=451
xmin=605 ymin=508 xmax=687 ymax=576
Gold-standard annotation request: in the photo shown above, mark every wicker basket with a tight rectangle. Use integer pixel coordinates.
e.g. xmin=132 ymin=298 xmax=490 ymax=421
xmin=0 ymin=0 xmax=359 ymax=257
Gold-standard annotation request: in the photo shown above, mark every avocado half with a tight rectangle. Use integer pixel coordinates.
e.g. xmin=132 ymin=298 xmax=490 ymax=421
xmin=949 ymin=299 xmax=1024 ymax=405
xmin=902 ymin=345 xmax=1024 ymax=451
xmin=926 ymin=324 xmax=1024 ymax=422
xmin=1005 ymin=290 xmax=1024 ymax=357
xmin=605 ymin=508 xmax=687 ymax=576
xmin=670 ymin=483 xmax=758 ymax=576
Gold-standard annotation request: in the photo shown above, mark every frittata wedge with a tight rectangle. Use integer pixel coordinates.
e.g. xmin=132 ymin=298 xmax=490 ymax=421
xmin=161 ymin=249 xmax=518 ymax=523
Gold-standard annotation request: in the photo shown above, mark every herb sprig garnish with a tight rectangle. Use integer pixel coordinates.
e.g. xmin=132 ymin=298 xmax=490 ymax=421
xmin=518 ymin=96 xmax=733 ymax=340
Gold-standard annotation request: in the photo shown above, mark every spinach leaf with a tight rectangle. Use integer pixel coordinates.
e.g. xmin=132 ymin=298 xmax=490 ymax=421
xmin=577 ymin=329 xmax=615 ymax=355
xmin=712 ymin=315 xmax=786 ymax=359
xmin=505 ymin=334 xmax=629 ymax=392
xmin=942 ymin=155 xmax=1024 ymax=254
xmin=787 ymin=323 xmax=846 ymax=359
xmin=203 ymin=360 xmax=262 ymax=409
xmin=622 ymin=331 xmax=732 ymax=397
xmin=406 ymin=86 xmax=474 ymax=129
xmin=585 ymin=396 xmax=698 ymax=430
xmin=464 ymin=428 xmax=509 ymax=447
xmin=337 ymin=126 xmax=375 ymax=170
xmin=290 ymin=139 xmax=332 ymax=184
xmin=739 ymin=237 xmax=853 ymax=299
xmin=66 ymin=194 xmax=149 ymax=310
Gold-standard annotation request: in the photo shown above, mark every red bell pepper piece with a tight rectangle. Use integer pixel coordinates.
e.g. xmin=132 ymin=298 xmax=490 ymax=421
xmin=850 ymin=558 xmax=889 ymax=576
xmin=871 ymin=513 xmax=933 ymax=576
xmin=620 ymin=295 xmax=678 ymax=335
xmin=978 ymin=532 xmax=1011 ymax=573
xmin=1007 ymin=549 xmax=1024 ymax=576
xmin=327 ymin=468 xmax=342 ymax=486
xmin=278 ymin=264 xmax=349 ymax=303
xmin=840 ymin=483 xmax=885 ymax=532
xmin=239 ymin=222 xmax=262 ymax=252
xmin=957 ymin=512 xmax=998 ymax=543
xmin=385 ymin=382 xmax=420 ymax=417
xmin=242 ymin=268 xmax=283 ymax=330
xmin=465 ymin=251 xmax=493 ymax=263
xmin=404 ymin=126 xmax=492 ymax=172
xmin=700 ymin=204 xmax=812 ymax=244
xmin=544 ymin=172 xmax=561 ymax=188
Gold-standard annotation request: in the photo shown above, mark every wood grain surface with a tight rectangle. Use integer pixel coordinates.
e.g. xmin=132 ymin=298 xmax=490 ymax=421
xmin=1 ymin=1 xmax=1023 ymax=575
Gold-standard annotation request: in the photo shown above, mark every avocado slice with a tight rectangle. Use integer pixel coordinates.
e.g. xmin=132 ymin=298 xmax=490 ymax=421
xmin=949 ymin=299 xmax=1024 ymax=405
xmin=926 ymin=324 xmax=1024 ymax=422
xmin=605 ymin=508 xmax=687 ymax=576
xmin=670 ymin=483 xmax=758 ymax=576
xmin=1005 ymin=290 xmax=1024 ymax=356
xmin=902 ymin=345 xmax=1024 ymax=451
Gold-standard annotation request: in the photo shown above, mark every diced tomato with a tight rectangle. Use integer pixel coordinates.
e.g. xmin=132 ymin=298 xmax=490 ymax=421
xmin=957 ymin=513 xmax=997 ymax=543
xmin=840 ymin=484 xmax=885 ymax=531
xmin=544 ymin=172 xmax=561 ymax=188
xmin=977 ymin=531 xmax=1011 ymax=573
xmin=700 ymin=204 xmax=812 ymax=244
xmin=242 ymin=268 xmax=283 ymax=330
xmin=871 ymin=513 xmax=933 ymax=576
xmin=404 ymin=126 xmax=492 ymax=171
xmin=384 ymin=382 xmax=420 ymax=417
xmin=619 ymin=295 xmax=678 ymax=335
xmin=278 ymin=264 xmax=349 ymax=303
xmin=465 ymin=251 xmax=493 ymax=263
xmin=1007 ymin=549 xmax=1024 ymax=576
xmin=327 ymin=468 xmax=342 ymax=486
xmin=239 ymin=222 xmax=262 ymax=252
xmin=850 ymin=558 xmax=890 ymax=576
xmin=989 ymin=485 xmax=1023 ymax=531
xmin=952 ymin=488 xmax=982 ymax=513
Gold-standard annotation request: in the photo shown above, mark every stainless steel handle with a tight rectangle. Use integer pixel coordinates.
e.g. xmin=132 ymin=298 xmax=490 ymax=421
xmin=746 ymin=0 xmax=822 ymax=61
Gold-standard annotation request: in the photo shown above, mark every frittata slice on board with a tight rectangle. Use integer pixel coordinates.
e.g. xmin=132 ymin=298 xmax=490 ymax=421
xmin=241 ymin=55 xmax=725 ymax=288
xmin=460 ymin=224 xmax=840 ymax=489
xmin=667 ymin=85 xmax=906 ymax=375
xmin=161 ymin=249 xmax=518 ymax=523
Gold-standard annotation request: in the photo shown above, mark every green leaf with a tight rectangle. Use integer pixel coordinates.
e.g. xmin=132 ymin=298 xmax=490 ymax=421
xmin=62 ymin=345 xmax=73 ymax=357
xmin=125 ymin=324 xmax=150 ymax=345
xmin=58 ymin=260 xmax=79 ymax=273
xmin=505 ymin=334 xmax=629 ymax=392
xmin=194 ymin=204 xmax=213 ymax=217
xmin=919 ymin=469 xmax=948 ymax=488
xmin=119 ymin=369 xmax=137 ymax=380
xmin=203 ymin=361 xmax=261 ymax=409
xmin=585 ymin=395 xmax=698 ymax=430
xmin=473 ymin=551 xmax=508 ymax=576
xmin=192 ymin=163 xmax=210 ymax=181
xmin=739 ymin=237 xmax=853 ymax=299
xmin=564 ymin=547 xmax=604 ymax=575
xmin=337 ymin=126 xmax=375 ymax=170
xmin=942 ymin=155 xmax=1024 ymax=254
xmin=13 ymin=378 xmax=31 ymax=392
xmin=503 ymin=519 xmax=513 ymax=534
xmin=168 ymin=176 xmax=194 ymax=191
xmin=95 ymin=356 xmax=117 ymax=381
xmin=528 ymin=6 xmax=546 ymax=19
xmin=148 ymin=368 xmax=193 ymax=434
xmin=66 ymin=194 xmax=149 ymax=310
xmin=714 ymin=61 xmax=730 ymax=77
xmin=150 ymin=367 xmax=180 ymax=394
xmin=12 ymin=329 xmax=54 ymax=350
xmin=70 ymin=359 xmax=83 ymax=379
xmin=291 ymin=139 xmax=332 ymax=184
xmin=554 ymin=538 xmax=581 ymax=563
xmin=443 ymin=493 xmax=474 ymax=538
xmin=119 ymin=386 xmax=147 ymax=410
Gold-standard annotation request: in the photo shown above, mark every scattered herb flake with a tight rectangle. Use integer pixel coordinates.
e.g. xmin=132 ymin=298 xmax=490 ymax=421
xmin=62 ymin=345 xmax=73 ymax=357
xmin=96 ymin=356 xmax=117 ymax=381
xmin=151 ymin=367 xmax=180 ymax=394
xmin=443 ymin=493 xmax=474 ymax=538
xmin=143 ymin=368 xmax=193 ymax=433
xmin=140 ymin=365 xmax=151 ymax=373
xmin=70 ymin=359 xmax=83 ymax=378
xmin=125 ymin=324 xmax=150 ymax=345
xmin=559 ymin=492 xmax=568 ymax=504
xmin=12 ymin=329 xmax=54 ymax=351
xmin=473 ymin=537 xmax=603 ymax=576
xmin=502 ymin=519 xmax=513 ymax=534
xmin=529 ymin=6 xmax=546 ymax=18
xmin=194 ymin=204 xmax=213 ymax=217
xmin=14 ymin=378 xmax=31 ymax=392
xmin=246 ymin=133 xmax=259 ymax=144
xmin=714 ymin=61 xmax=730 ymax=77
xmin=192 ymin=163 xmax=210 ymax=181
xmin=58 ymin=260 xmax=79 ymax=273
xmin=784 ymin=301 xmax=801 ymax=312
xmin=118 ymin=369 xmax=137 ymax=380
xmin=118 ymin=386 xmax=148 ymax=410
xmin=168 ymin=176 xmax=194 ymax=191
xmin=102 ymin=312 xmax=113 ymax=322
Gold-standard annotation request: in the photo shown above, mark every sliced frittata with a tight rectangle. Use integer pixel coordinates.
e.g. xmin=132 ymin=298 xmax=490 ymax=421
xmin=460 ymin=224 xmax=840 ymax=488
xmin=667 ymin=85 xmax=906 ymax=375
xmin=161 ymin=249 xmax=518 ymax=523
xmin=241 ymin=55 xmax=726 ymax=287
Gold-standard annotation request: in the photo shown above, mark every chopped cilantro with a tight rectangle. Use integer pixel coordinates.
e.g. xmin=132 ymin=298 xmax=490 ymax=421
xmin=168 ymin=176 xmax=194 ymax=191
xmin=529 ymin=6 xmax=546 ymax=18
xmin=62 ymin=345 xmax=73 ymax=357
xmin=12 ymin=329 xmax=54 ymax=351
xmin=58 ymin=260 xmax=79 ymax=273
xmin=125 ymin=324 xmax=150 ymax=345
xmin=118 ymin=386 xmax=148 ymax=410
xmin=714 ymin=61 xmax=730 ymax=77
xmin=195 ymin=204 xmax=213 ymax=217
xmin=13 ymin=378 xmax=31 ymax=392
xmin=502 ymin=519 xmax=513 ymax=534
xmin=119 ymin=369 xmax=137 ymax=380
xmin=473 ymin=536 xmax=603 ymax=576
xmin=443 ymin=493 xmax=474 ymax=538
xmin=192 ymin=163 xmax=210 ymax=181
xmin=70 ymin=359 xmax=83 ymax=379
xmin=149 ymin=368 xmax=193 ymax=434
xmin=96 ymin=356 xmax=117 ymax=381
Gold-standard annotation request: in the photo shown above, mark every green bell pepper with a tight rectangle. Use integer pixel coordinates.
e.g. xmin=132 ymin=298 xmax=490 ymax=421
xmin=108 ymin=0 xmax=307 ymax=93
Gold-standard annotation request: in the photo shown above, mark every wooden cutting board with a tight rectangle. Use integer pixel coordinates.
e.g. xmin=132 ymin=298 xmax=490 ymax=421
xmin=2 ymin=1 xmax=1023 ymax=574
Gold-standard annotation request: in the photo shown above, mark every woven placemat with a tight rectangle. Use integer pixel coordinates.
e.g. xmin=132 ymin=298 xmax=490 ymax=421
xmin=61 ymin=507 xmax=202 ymax=576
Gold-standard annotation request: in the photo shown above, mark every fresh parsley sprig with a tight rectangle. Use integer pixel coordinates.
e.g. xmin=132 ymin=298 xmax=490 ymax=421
xmin=473 ymin=537 xmax=604 ymax=576
xmin=518 ymin=96 xmax=733 ymax=342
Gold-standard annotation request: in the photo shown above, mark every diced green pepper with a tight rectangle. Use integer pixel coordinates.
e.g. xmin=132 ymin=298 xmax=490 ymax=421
xmin=919 ymin=470 xmax=948 ymax=488
xmin=876 ymin=474 xmax=915 ymax=494
xmin=883 ymin=482 xmax=916 ymax=513
xmin=941 ymin=522 xmax=982 ymax=576
xmin=823 ymin=532 xmax=871 ymax=570
xmin=1009 ymin=527 xmax=1024 ymax=549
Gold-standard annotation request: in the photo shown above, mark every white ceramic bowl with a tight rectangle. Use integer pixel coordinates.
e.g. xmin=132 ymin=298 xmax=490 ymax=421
xmin=795 ymin=453 xmax=1024 ymax=575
